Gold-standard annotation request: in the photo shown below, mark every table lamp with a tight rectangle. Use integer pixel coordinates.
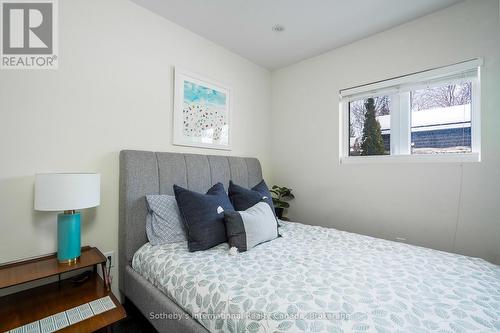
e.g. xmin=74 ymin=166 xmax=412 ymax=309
xmin=34 ymin=173 xmax=100 ymax=264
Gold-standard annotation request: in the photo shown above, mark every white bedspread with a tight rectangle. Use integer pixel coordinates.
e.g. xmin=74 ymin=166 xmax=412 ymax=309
xmin=132 ymin=221 xmax=500 ymax=332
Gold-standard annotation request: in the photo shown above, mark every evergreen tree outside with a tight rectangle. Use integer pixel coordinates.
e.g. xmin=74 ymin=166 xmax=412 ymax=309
xmin=361 ymin=98 xmax=386 ymax=155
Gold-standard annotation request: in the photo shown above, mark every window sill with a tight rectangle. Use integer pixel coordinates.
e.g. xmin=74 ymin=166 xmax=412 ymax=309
xmin=340 ymin=152 xmax=480 ymax=164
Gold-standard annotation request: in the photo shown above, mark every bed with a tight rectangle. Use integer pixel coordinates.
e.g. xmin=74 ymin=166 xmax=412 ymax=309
xmin=119 ymin=150 xmax=500 ymax=333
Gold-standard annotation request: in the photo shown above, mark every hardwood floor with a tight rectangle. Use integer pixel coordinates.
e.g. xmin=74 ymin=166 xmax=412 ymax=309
xmin=107 ymin=299 xmax=158 ymax=333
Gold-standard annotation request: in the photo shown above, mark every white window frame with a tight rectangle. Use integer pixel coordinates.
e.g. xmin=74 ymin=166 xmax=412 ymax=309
xmin=339 ymin=59 xmax=482 ymax=164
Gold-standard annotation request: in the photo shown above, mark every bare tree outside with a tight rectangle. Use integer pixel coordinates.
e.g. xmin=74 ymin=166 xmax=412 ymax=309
xmin=410 ymin=81 xmax=472 ymax=155
xmin=411 ymin=82 xmax=471 ymax=111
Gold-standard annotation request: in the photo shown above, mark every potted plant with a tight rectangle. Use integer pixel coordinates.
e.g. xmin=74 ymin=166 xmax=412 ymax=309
xmin=270 ymin=185 xmax=295 ymax=219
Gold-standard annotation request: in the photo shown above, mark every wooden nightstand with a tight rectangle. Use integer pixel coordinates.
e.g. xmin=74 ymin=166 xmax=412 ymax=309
xmin=0 ymin=246 xmax=126 ymax=332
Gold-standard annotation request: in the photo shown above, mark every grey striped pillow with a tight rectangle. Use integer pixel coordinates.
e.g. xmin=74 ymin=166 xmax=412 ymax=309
xmin=145 ymin=195 xmax=187 ymax=245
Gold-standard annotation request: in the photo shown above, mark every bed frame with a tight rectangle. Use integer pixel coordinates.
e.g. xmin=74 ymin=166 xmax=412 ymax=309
xmin=119 ymin=150 xmax=264 ymax=333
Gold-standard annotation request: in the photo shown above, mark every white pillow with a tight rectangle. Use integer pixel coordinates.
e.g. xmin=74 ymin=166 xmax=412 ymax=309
xmin=224 ymin=201 xmax=278 ymax=252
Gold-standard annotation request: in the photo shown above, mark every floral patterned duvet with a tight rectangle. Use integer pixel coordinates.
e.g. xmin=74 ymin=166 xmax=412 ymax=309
xmin=132 ymin=221 xmax=500 ymax=333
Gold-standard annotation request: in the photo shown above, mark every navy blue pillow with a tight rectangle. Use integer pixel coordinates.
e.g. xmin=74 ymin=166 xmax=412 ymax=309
xmin=174 ymin=183 xmax=234 ymax=252
xmin=228 ymin=180 xmax=276 ymax=218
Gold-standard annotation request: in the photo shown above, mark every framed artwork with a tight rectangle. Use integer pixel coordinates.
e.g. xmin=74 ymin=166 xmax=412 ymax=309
xmin=173 ymin=68 xmax=231 ymax=150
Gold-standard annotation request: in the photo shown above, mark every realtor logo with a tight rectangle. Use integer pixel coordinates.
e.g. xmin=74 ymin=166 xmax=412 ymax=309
xmin=1 ymin=0 xmax=58 ymax=69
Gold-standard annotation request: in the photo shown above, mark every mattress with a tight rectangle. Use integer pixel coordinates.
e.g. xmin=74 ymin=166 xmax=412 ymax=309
xmin=132 ymin=221 xmax=500 ymax=332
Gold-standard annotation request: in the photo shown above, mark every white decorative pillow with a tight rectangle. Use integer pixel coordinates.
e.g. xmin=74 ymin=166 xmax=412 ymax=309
xmin=224 ymin=201 xmax=278 ymax=252
xmin=145 ymin=195 xmax=187 ymax=245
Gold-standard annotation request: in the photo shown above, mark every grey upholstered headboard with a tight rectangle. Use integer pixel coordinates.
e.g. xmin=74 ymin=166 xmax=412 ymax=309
xmin=118 ymin=150 xmax=263 ymax=291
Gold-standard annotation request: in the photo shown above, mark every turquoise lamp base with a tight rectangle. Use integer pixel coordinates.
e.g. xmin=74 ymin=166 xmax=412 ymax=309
xmin=57 ymin=212 xmax=81 ymax=264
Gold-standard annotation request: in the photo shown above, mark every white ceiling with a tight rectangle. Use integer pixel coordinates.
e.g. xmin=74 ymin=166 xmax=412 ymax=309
xmin=131 ymin=0 xmax=463 ymax=70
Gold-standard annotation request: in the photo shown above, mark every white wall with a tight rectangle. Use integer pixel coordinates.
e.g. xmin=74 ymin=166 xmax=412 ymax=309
xmin=271 ymin=0 xmax=500 ymax=264
xmin=0 ymin=0 xmax=271 ymax=295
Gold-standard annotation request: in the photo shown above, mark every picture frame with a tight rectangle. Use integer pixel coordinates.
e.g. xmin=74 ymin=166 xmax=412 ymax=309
xmin=173 ymin=68 xmax=232 ymax=150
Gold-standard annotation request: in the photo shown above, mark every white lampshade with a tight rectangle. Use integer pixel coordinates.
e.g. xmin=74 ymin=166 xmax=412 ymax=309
xmin=34 ymin=173 xmax=101 ymax=211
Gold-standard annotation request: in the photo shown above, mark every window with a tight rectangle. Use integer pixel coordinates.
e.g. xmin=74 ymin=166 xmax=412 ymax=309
xmin=410 ymin=81 xmax=472 ymax=155
xmin=349 ymin=96 xmax=391 ymax=156
xmin=340 ymin=59 xmax=481 ymax=163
